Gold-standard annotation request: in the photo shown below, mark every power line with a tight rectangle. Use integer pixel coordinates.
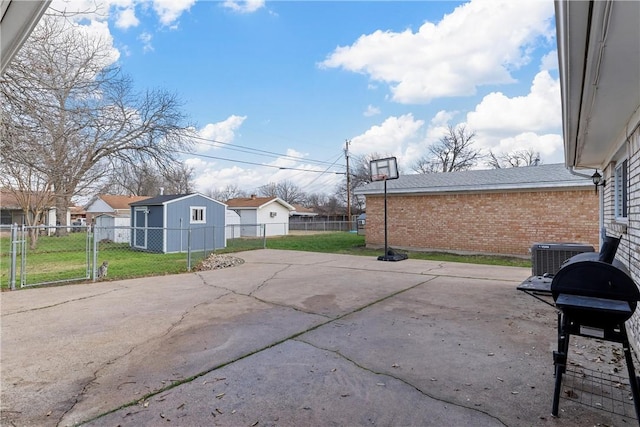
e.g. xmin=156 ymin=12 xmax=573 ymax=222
xmin=189 ymin=134 xmax=345 ymax=168
xmin=175 ymin=150 xmax=346 ymax=175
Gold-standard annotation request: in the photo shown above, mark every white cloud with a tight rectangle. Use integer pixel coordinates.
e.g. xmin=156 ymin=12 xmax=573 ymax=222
xmin=222 ymin=0 xmax=266 ymax=14
xmin=466 ymin=70 xmax=561 ymax=135
xmin=350 ymin=114 xmax=424 ymax=159
xmin=138 ymin=32 xmax=154 ymax=53
xmin=320 ymin=0 xmax=554 ymax=104
xmin=195 ymin=115 xmax=247 ymax=152
xmin=540 ymin=50 xmax=559 ymax=71
xmin=115 ymin=7 xmax=139 ymax=29
xmin=152 ymin=0 xmax=196 ymax=26
xmin=363 ymin=105 xmax=381 ymax=117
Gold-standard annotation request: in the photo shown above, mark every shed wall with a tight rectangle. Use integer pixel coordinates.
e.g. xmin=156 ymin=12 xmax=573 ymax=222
xmin=364 ymin=189 xmax=599 ymax=257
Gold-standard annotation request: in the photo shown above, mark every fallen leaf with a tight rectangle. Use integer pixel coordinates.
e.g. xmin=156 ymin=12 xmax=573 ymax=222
xmin=488 ymin=353 xmax=495 ymax=356
xmin=215 ymin=393 xmax=225 ymax=399
xmin=511 ymin=391 xmax=519 ymax=395
xmin=391 ymin=363 xmax=400 ymax=368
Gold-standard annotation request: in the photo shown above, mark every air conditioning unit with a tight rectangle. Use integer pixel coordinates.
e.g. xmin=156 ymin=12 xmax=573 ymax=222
xmin=531 ymin=243 xmax=595 ymax=276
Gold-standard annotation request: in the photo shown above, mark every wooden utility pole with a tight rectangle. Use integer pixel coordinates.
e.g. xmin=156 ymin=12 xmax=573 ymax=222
xmin=345 ymin=139 xmax=351 ymax=227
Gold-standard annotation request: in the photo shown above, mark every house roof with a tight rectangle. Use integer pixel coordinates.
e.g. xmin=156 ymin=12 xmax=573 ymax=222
xmin=354 ymin=163 xmax=593 ymax=196
xmin=129 ymin=193 xmax=225 ymax=207
xmin=0 ymin=189 xmax=55 ymax=209
xmin=226 ymin=196 xmax=294 ymax=211
xmin=556 ymin=0 xmax=640 ymax=169
xmin=290 ymin=204 xmax=318 ymax=217
xmin=94 ymin=195 xmax=152 ymax=210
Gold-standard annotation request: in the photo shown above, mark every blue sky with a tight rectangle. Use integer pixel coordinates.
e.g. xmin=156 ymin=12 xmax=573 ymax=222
xmin=53 ymin=0 xmax=561 ymax=196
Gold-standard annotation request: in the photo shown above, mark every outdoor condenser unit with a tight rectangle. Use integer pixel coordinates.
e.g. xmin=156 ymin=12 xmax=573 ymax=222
xmin=530 ymin=243 xmax=595 ymax=277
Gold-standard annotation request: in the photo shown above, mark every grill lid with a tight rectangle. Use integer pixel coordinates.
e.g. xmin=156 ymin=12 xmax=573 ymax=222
xmin=551 ymin=254 xmax=639 ymax=326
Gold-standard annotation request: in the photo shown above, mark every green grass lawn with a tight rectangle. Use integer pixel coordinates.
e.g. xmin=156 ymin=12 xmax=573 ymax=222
xmin=1 ymin=231 xmax=530 ymax=289
xmin=265 ymin=232 xmax=531 ymax=268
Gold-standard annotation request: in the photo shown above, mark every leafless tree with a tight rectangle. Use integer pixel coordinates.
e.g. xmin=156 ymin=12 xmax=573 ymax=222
xmin=103 ymin=162 xmax=194 ymax=196
xmin=413 ymin=125 xmax=482 ymax=173
xmin=486 ymin=148 xmax=542 ymax=169
xmin=0 ymin=158 xmax=54 ymax=248
xmin=0 ymin=15 xmax=192 ymax=234
xmin=257 ymin=180 xmax=305 ymax=205
xmin=207 ymin=184 xmax=247 ymax=202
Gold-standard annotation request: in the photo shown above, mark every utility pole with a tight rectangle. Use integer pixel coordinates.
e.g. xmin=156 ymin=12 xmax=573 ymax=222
xmin=345 ymin=139 xmax=351 ymax=227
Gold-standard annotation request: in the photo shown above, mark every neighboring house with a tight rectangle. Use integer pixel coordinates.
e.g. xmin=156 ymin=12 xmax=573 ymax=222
xmin=290 ymin=204 xmax=319 ymax=222
xmin=69 ymin=206 xmax=86 ymax=224
xmin=225 ymin=209 xmax=241 ymax=239
xmin=129 ymin=193 xmax=226 ymax=253
xmin=555 ymin=1 xmax=640 ymax=343
xmin=226 ymin=195 xmax=294 ymax=237
xmin=94 ymin=214 xmax=131 ymax=243
xmin=84 ymin=194 xmax=151 ymax=224
xmin=354 ymin=164 xmax=598 ymax=257
xmin=0 ymin=189 xmax=59 ymax=229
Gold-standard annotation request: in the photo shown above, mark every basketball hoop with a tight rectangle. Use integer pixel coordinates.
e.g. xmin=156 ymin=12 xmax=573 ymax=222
xmin=368 ymin=156 xmax=407 ymax=262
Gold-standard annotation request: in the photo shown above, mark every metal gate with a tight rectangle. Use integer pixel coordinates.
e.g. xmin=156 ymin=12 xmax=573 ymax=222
xmin=8 ymin=225 xmax=92 ymax=289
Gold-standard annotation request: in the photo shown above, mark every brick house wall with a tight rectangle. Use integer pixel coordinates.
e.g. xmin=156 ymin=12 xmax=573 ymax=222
xmin=611 ymin=126 xmax=640 ymax=347
xmin=364 ymin=188 xmax=599 ymax=257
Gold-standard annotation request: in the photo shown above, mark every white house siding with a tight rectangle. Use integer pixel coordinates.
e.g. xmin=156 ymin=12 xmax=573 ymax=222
xmin=618 ymin=125 xmax=640 ymax=346
xmin=257 ymin=203 xmax=290 ymax=237
xmin=238 ymin=209 xmax=259 ymax=237
xmin=226 ymin=209 xmax=241 ymax=239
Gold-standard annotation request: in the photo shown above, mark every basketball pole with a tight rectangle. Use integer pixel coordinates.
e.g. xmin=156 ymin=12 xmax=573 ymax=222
xmin=383 ymin=177 xmax=388 ymax=257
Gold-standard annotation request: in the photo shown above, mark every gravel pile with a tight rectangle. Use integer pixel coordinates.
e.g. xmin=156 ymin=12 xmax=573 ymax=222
xmin=195 ymin=254 xmax=245 ymax=271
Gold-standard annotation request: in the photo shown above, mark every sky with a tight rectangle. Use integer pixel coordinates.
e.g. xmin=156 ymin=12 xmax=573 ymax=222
xmin=50 ymin=0 xmax=562 ymax=196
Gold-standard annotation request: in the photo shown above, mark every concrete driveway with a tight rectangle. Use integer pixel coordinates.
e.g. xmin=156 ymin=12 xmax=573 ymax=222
xmin=1 ymin=249 xmax=636 ymax=426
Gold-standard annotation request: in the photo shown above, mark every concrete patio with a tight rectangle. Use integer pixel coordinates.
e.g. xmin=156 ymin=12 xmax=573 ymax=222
xmin=1 ymin=249 xmax=636 ymax=426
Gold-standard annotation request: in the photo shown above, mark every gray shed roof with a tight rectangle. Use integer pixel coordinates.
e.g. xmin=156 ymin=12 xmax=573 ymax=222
xmin=129 ymin=193 xmax=225 ymax=206
xmin=354 ymin=163 xmax=593 ymax=196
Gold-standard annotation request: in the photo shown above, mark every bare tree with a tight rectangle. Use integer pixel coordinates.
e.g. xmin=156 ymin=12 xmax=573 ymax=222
xmin=413 ymin=125 xmax=482 ymax=173
xmin=207 ymin=184 xmax=247 ymax=202
xmin=257 ymin=180 xmax=305 ymax=205
xmin=0 ymin=15 xmax=192 ymax=234
xmin=486 ymin=148 xmax=542 ymax=169
xmin=0 ymin=160 xmax=54 ymax=248
xmin=162 ymin=163 xmax=194 ymax=194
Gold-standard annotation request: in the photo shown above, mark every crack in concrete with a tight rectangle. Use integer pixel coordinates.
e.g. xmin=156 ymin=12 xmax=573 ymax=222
xmin=3 ymin=288 xmax=124 ymax=316
xmin=194 ymin=266 xmax=334 ymax=319
xmin=56 ymin=299 xmax=215 ymax=427
xmin=294 ymin=337 xmax=508 ymax=427
xmin=249 ymin=264 xmax=291 ymax=296
xmin=79 ymin=276 xmax=437 ymax=425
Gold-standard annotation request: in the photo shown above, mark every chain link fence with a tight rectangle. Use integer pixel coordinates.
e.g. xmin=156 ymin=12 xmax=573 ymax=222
xmin=1 ymin=224 xmax=266 ymax=289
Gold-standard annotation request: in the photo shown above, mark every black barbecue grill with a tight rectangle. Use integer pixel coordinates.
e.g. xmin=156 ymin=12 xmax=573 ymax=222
xmin=518 ymin=236 xmax=640 ymax=422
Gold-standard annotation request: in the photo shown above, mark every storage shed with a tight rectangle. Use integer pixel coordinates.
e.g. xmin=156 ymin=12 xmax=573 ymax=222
xmin=94 ymin=214 xmax=131 ymax=243
xmin=129 ymin=193 xmax=226 ymax=253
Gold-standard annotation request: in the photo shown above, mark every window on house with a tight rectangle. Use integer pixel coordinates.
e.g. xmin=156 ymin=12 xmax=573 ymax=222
xmin=614 ymin=159 xmax=628 ymax=219
xmin=191 ymin=206 xmax=206 ymax=224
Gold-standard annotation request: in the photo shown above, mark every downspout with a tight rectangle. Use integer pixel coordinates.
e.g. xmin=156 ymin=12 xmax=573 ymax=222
xmin=569 ymin=167 xmax=604 ymax=249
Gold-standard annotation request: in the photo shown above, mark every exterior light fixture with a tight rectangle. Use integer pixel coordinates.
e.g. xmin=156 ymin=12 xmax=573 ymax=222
xmin=591 ymin=170 xmax=605 ymax=194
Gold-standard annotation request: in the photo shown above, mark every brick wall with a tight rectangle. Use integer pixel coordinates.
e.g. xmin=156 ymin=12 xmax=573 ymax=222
xmin=364 ymin=188 xmax=599 ymax=257
xmin=615 ymin=125 xmax=640 ymax=348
